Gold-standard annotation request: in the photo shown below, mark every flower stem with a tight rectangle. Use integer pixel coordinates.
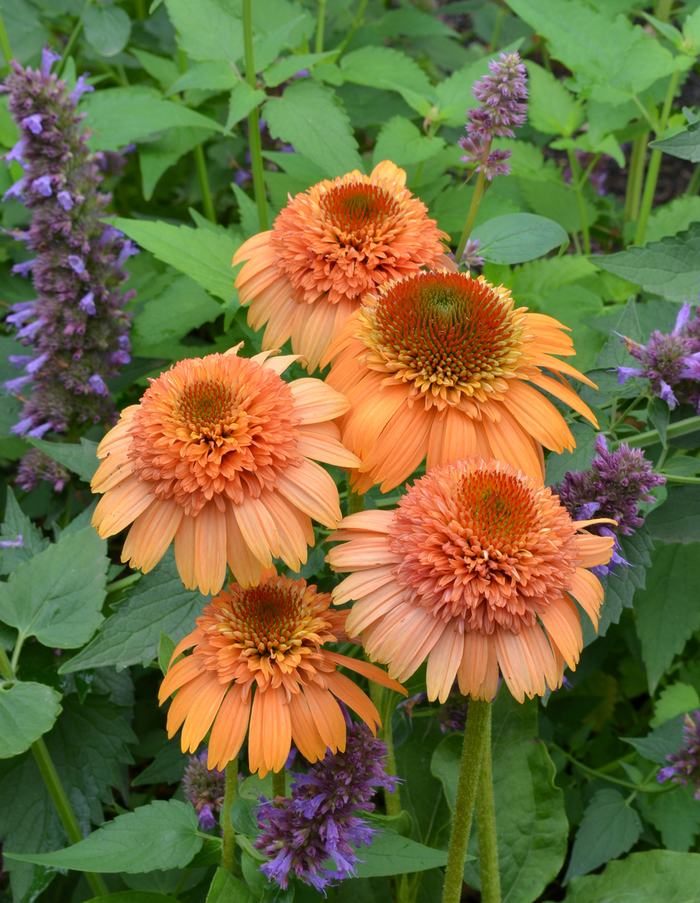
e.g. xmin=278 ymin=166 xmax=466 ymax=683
xmin=567 ymin=148 xmax=591 ymax=254
xmin=634 ymin=71 xmax=679 ymax=246
xmin=272 ymin=768 xmax=286 ymax=798
xmin=315 ymin=0 xmax=327 ymax=53
xmin=475 ymin=724 xmax=500 ymax=903
xmin=685 ymin=161 xmax=700 ymax=196
xmin=441 ymin=698 xmax=491 ymax=903
xmin=193 ymin=144 xmax=217 ymax=224
xmin=624 ymin=134 xmax=648 ymax=224
xmin=221 ymin=758 xmax=238 ymax=872
xmin=0 ymin=8 xmax=13 ymax=72
xmin=243 ymin=0 xmax=268 ymax=232
xmin=455 ymin=162 xmax=489 ymax=264
xmin=613 ymin=414 xmax=700 ymax=450
xmin=56 ymin=0 xmax=94 ymax=78
xmin=335 ymin=0 xmax=369 ymax=54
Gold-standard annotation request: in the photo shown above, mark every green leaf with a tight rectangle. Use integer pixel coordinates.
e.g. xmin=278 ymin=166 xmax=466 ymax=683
xmin=623 ymin=715 xmax=686 ymax=765
xmin=264 ymin=81 xmax=362 ymax=178
xmin=139 ymin=127 xmax=212 ymax=200
xmin=226 ymin=82 xmax=267 ymax=131
xmin=6 ymin=799 xmax=202 ymax=873
xmin=372 ymin=116 xmax=445 ymax=169
xmin=130 ymin=49 xmax=180 ymax=92
xmin=263 ymin=52 xmax=336 ymax=87
xmin=339 ymin=45 xmax=437 ymax=114
xmin=641 ymin=784 xmax=700 ymax=852
xmin=0 ymin=487 xmax=49 ymax=575
xmin=59 ymin=550 xmax=204 ymax=673
xmin=651 ymin=682 xmax=700 ymax=728
xmin=81 ymin=86 xmax=224 ymax=152
xmin=635 ymin=542 xmax=700 ymax=692
xmin=355 ymin=830 xmax=448 ymax=877
xmin=165 ymin=0 xmax=243 ymax=62
xmin=0 ymin=527 xmax=107 ymax=649
xmin=536 ymin=284 xmax=605 ymax=372
xmin=165 ymin=61 xmax=241 ymax=96
xmin=84 ymin=894 xmax=177 ymax=903
xmin=592 ymin=529 xmax=652 ymax=641
xmin=131 ymin=273 xmax=223 ymax=353
xmin=564 ymin=788 xmax=642 ymax=882
xmin=471 ymin=214 xmax=568 ymax=264
xmin=646 ymin=486 xmax=700 ymax=543
xmin=594 ymin=223 xmax=700 ymax=303
xmin=25 ymin=437 xmax=99 ymax=482
xmin=132 ymin=739 xmax=188 ymax=787
xmin=648 ymin=397 xmax=670 ymax=446
xmin=526 ymin=61 xmax=584 ymax=137
xmin=563 ymin=850 xmax=700 ymax=902
xmin=158 ymin=632 xmax=176 ymax=676
xmin=228 ymin=797 xmax=258 ymax=836
xmin=545 ymin=423 xmax=599 ymax=489
xmin=0 ymin=682 xmax=62 ymax=758
xmin=112 ymin=217 xmax=240 ymax=303
xmin=650 ymin=120 xmax=700 ymax=162
xmin=83 ymin=3 xmax=131 ymax=57
xmin=206 ymin=867 xmax=255 ymax=903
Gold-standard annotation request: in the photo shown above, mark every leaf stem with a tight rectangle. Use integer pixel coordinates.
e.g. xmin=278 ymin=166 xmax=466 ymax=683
xmin=624 ymin=133 xmax=648 ymax=224
xmin=613 ymin=415 xmax=700 ymax=449
xmin=0 ymin=645 xmax=14 ymax=682
xmin=56 ymin=0 xmax=94 ymax=79
xmin=567 ymin=148 xmax=591 ymax=254
xmin=315 ymin=0 xmax=327 ymax=53
xmin=441 ymin=699 xmax=491 ymax=903
xmin=551 ymin=743 xmax=669 ymax=793
xmin=455 ymin=156 xmax=490 ymax=264
xmin=0 ymin=7 xmax=13 ymax=72
xmin=193 ymin=144 xmax=217 ymax=224
xmin=475 ymin=726 xmax=500 ymax=903
xmin=243 ymin=0 xmax=268 ymax=232
xmin=221 ymin=758 xmax=238 ymax=872
xmin=685 ymin=161 xmax=700 ymax=196
xmin=335 ymin=0 xmax=370 ymax=55
xmin=488 ymin=5 xmax=506 ymax=52
xmin=634 ymin=72 xmax=680 ymax=246
xmin=272 ymin=768 xmax=286 ymax=798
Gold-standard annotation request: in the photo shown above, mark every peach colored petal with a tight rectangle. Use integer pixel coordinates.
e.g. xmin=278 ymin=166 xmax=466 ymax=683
xmin=195 ymin=501 xmax=228 ymax=595
xmin=180 ymin=674 xmax=228 ymax=752
xmin=275 ymin=458 xmax=341 ymax=528
xmin=224 ymin=500 xmax=263 ymax=588
xmin=289 ymin=378 xmax=352 ymax=423
xmin=426 ymin=621 xmax=465 ymax=703
xmin=122 ymin=498 xmax=183 ymax=573
xmin=92 ymin=476 xmax=155 ymax=538
xmin=324 ymin=670 xmax=380 ymax=729
xmin=538 ymin=595 xmax=583 ymax=670
xmin=207 ymin=684 xmax=251 ymax=771
xmin=288 ymin=690 xmax=328 ymax=764
xmin=331 ymin=564 xmax=396 ymax=606
xmin=569 ymin=568 xmax=605 ymax=626
xmin=296 ymin=422 xmax=362 ymax=468
xmin=233 ymin=494 xmax=280 ymax=567
xmin=302 ymin=682 xmax=346 ymax=754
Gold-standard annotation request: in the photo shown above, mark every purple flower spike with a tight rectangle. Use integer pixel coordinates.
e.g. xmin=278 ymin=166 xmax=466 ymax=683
xmin=16 ymin=448 xmax=70 ymax=492
xmin=25 ymin=353 xmax=50 ymax=375
xmin=79 ymin=292 xmax=96 ymax=315
xmin=461 ymin=238 xmax=485 ymax=268
xmin=41 ymin=47 xmax=61 ymax=77
xmin=659 ymin=379 xmax=678 ymax=408
xmin=67 ymin=255 xmax=85 ymax=274
xmin=116 ymin=239 xmax=139 ymax=268
xmin=16 ymin=319 xmax=44 ymax=341
xmin=10 ymin=417 xmax=35 ymax=436
xmin=57 ymin=190 xmax=73 ymax=211
xmin=657 ymin=711 xmax=700 ymax=799
xmin=31 ymin=175 xmax=52 ymax=197
xmin=182 ymin=749 xmax=225 ymax=829
xmin=21 ymin=114 xmax=43 ymax=134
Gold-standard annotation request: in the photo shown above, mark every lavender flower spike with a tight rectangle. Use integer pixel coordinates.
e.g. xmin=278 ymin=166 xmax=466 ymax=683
xmin=255 ymin=719 xmax=395 ymax=892
xmin=182 ymin=749 xmax=226 ymax=830
xmin=657 ymin=711 xmax=700 ymax=799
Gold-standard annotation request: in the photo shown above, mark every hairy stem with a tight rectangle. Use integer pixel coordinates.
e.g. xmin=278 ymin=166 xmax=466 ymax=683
xmin=193 ymin=144 xmax=217 ymax=224
xmin=272 ymin=768 xmax=286 ymax=798
xmin=567 ymin=148 xmax=591 ymax=254
xmin=455 ymin=157 xmax=490 ymax=264
xmin=475 ymin=726 xmax=500 ymax=903
xmin=56 ymin=0 xmax=94 ymax=78
xmin=315 ymin=0 xmax=327 ymax=53
xmin=614 ymin=414 xmax=700 ymax=449
xmin=625 ymin=133 xmax=649 ymax=225
xmin=441 ymin=699 xmax=491 ymax=903
xmin=0 ymin=7 xmax=13 ymax=72
xmin=221 ymin=759 xmax=238 ymax=872
xmin=243 ymin=0 xmax=268 ymax=231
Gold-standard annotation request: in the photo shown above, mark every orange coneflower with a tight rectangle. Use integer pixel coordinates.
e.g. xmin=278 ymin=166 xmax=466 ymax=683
xmin=327 ymin=458 xmax=615 ymax=703
xmin=232 ymin=161 xmax=452 ymax=372
xmin=91 ymin=348 xmax=360 ymax=594
xmin=323 ymin=270 xmax=598 ymax=492
xmin=158 ymin=568 xmax=406 ymax=775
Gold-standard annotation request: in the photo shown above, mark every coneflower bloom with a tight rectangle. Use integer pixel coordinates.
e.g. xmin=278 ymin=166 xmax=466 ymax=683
xmin=91 ymin=348 xmax=360 ymax=594
xmin=158 ymin=569 xmax=405 ymax=776
xmin=324 ymin=270 xmax=597 ymax=492
xmin=327 ymin=458 xmax=615 ymax=703
xmin=232 ymin=161 xmax=452 ymax=373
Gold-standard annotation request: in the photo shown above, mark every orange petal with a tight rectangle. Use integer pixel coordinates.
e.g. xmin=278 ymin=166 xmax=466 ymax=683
xmin=288 ymin=690 xmax=327 ymax=765
xmin=426 ymin=622 xmax=465 ymax=703
xmin=301 ymin=682 xmax=346 ymax=754
xmin=208 ymin=684 xmax=252 ymax=771
xmin=289 ymin=378 xmax=352 ymax=423
xmin=325 ymin=650 xmax=407 ymax=695
xmin=121 ymin=498 xmax=183 ymax=573
xmin=92 ymin=476 xmax=155 ymax=538
xmin=538 ymin=595 xmax=583 ymax=670
xmin=324 ymin=670 xmax=380 ymax=730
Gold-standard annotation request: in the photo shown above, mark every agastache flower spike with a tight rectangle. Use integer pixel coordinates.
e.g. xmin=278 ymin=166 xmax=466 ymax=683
xmin=182 ymin=749 xmax=226 ymax=830
xmin=657 ymin=711 xmax=700 ymax=799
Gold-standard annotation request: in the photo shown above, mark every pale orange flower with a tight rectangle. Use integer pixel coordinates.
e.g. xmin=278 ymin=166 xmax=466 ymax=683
xmin=91 ymin=348 xmax=360 ymax=594
xmin=158 ymin=568 xmax=406 ymax=775
xmin=324 ymin=270 xmax=598 ymax=492
xmin=232 ymin=161 xmax=452 ymax=373
xmin=327 ymin=458 xmax=614 ymax=704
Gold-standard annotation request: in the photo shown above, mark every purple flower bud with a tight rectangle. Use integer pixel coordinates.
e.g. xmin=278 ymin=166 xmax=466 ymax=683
xmin=4 ymin=374 xmax=33 ymax=394
xmin=182 ymin=749 xmax=225 ymax=829
xmin=4 ymin=177 xmax=26 ymax=201
xmin=0 ymin=534 xmax=24 ymax=549
xmin=117 ymin=335 xmax=130 ymax=349
xmin=79 ymin=291 xmax=96 ymax=314
xmin=11 ymin=259 xmax=36 ymax=277
xmin=16 ymin=318 xmax=43 ymax=340
xmin=100 ymin=224 xmax=123 ymax=245
xmin=41 ymin=47 xmax=61 ymax=77
xmin=25 ymin=353 xmax=50 ymax=375
xmin=21 ymin=114 xmax=43 ymax=134
xmin=198 ymin=804 xmax=217 ymax=830
xmin=116 ymin=239 xmax=139 ymax=268
xmin=618 ymin=366 xmax=645 ymax=384
xmin=88 ymin=374 xmax=109 ymax=395
xmin=657 ymin=711 xmax=700 ymax=799
xmin=28 ymin=422 xmax=52 ymax=438
xmin=673 ymin=302 xmax=692 ymax=335
xmin=67 ymin=255 xmax=85 ymax=274
xmin=57 ymin=190 xmax=73 ymax=211
xmin=658 ymin=379 xmax=678 ymax=408
xmin=461 ymin=238 xmax=485 ymax=268
xmin=31 ymin=175 xmax=53 ymax=197
xmin=10 ymin=417 xmax=35 ymax=436
xmin=70 ymin=75 xmax=94 ymax=103
xmin=5 ymin=138 xmax=27 ymax=165
xmin=9 ymin=355 xmax=33 ymax=369
xmin=110 ymin=350 xmax=131 ymax=365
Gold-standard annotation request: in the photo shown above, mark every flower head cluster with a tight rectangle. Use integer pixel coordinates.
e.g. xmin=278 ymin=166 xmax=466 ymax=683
xmin=182 ymin=749 xmax=225 ymax=830
xmin=657 ymin=711 xmax=700 ymax=799
xmin=557 ymin=435 xmax=665 ymax=574
xmin=2 ymin=49 xmax=133 ymax=460
xmin=459 ymin=52 xmax=528 ymax=180
xmin=16 ymin=447 xmax=70 ymax=493
xmin=254 ymin=719 xmax=395 ymax=892
xmin=619 ymin=303 xmax=700 ymax=411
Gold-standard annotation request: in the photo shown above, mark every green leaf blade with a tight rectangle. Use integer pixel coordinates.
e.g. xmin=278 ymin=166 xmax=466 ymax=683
xmin=0 ymin=682 xmax=62 ymax=758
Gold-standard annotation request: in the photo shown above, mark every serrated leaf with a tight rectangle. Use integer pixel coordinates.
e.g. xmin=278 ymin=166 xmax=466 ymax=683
xmin=0 ymin=487 xmax=48 ymax=575
xmin=131 ymin=274 xmax=222 ymax=353
xmin=132 ymin=739 xmax=188 ymax=788
xmin=139 ymin=127 xmax=212 ymax=200
xmin=646 ymin=486 xmax=700 ymax=543
xmin=83 ymin=4 xmax=131 ymax=57
xmin=651 ymin=682 xmax=700 ymax=728
xmin=158 ymin=632 xmax=176 ymax=676
xmin=635 ymin=541 xmax=700 ymax=691
xmin=0 ymin=527 xmax=107 ymax=649
xmin=25 ymin=437 xmax=99 ymax=482
xmin=644 ymin=195 xmax=700 ymax=245
xmin=526 ymin=61 xmax=584 ymax=137
xmin=641 ymin=784 xmax=700 ymax=852
xmin=471 ymin=214 xmax=568 ymax=264
xmin=372 ymin=116 xmax=445 ymax=169
xmin=545 ymin=422 xmax=599 ymax=488
xmin=624 ymin=715 xmax=686 ymax=765
xmin=564 ymin=788 xmax=642 ymax=882
xmin=263 ymin=52 xmax=335 ymax=87
xmin=165 ymin=61 xmax=241 ymax=96
xmin=112 ymin=217 xmax=240 ymax=303
xmin=650 ymin=120 xmax=700 ymax=162
xmin=264 ymin=81 xmax=362 ymax=178
xmin=206 ymin=867 xmax=255 ymax=903
xmin=165 ymin=0 xmax=243 ymax=62
xmin=0 ymin=682 xmax=62 ymax=758
xmin=339 ymin=45 xmax=437 ymax=113
xmin=59 ymin=550 xmax=204 ymax=673
xmin=5 ymin=800 xmax=202 ymax=873
xmin=594 ymin=223 xmax=700 ymax=303
xmin=590 ymin=529 xmax=652 ymax=643
xmin=355 ymin=829 xmax=448 ymax=877
xmin=564 ymin=850 xmax=700 ymax=903
xmin=226 ymin=82 xmax=267 ymax=131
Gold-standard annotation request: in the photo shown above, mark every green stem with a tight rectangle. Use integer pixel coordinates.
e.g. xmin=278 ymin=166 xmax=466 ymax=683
xmin=220 ymin=759 xmax=237 ymax=873
xmin=625 ymin=133 xmax=649 ymax=225
xmin=243 ymin=0 xmax=268 ymax=232
xmin=567 ymin=148 xmax=591 ymax=255
xmin=441 ymin=699 xmax=491 ymax=903
xmin=0 ymin=7 xmax=13 ymax=71
xmin=105 ymin=572 xmax=142 ymax=594
xmin=455 ymin=159 xmax=490 ymax=264
xmin=551 ymin=743 xmax=667 ymax=793
xmin=488 ymin=5 xmax=506 ymax=52
xmin=685 ymin=161 xmax=700 ymax=196
xmin=347 ymin=485 xmax=365 ymax=515
xmin=193 ymin=144 xmax=217 ymax=224
xmin=0 ymin=645 xmax=13 ymax=682
xmin=369 ymin=683 xmax=402 ymax=816
xmin=613 ymin=415 xmax=700 ymax=450
xmin=315 ymin=0 xmax=327 ymax=53
xmin=475 ymin=723 xmax=500 ymax=903
xmin=634 ymin=72 xmax=679 ymax=246
xmin=655 ymin=0 xmax=674 ymax=22
xmin=335 ymin=0 xmax=369 ymax=54
xmin=272 ymin=768 xmax=286 ymax=798
xmin=56 ymin=0 xmax=94 ymax=78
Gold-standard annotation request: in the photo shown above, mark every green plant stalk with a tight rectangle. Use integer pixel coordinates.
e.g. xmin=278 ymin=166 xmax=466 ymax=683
xmin=56 ymin=0 xmax=94 ymax=78
xmin=625 ymin=133 xmax=649 ymax=224
xmin=441 ymin=699 xmax=491 ymax=903
xmin=455 ymin=160 xmax=490 ymax=264
xmin=316 ymin=0 xmax=327 ymax=53
xmin=475 ymin=727 xmax=500 ymax=903
xmin=0 ymin=7 xmax=13 ymax=72
xmin=567 ymin=148 xmax=591 ymax=254
xmin=614 ymin=415 xmax=700 ymax=449
xmin=336 ymin=0 xmax=370 ymax=54
xmin=655 ymin=0 xmax=674 ymax=22
xmin=221 ymin=758 xmax=238 ymax=872
xmin=551 ymin=743 xmax=669 ymax=793
xmin=685 ymin=161 xmax=700 ymax=196
xmin=243 ymin=0 xmax=268 ymax=231
xmin=193 ymin=144 xmax=217 ymax=224
xmin=0 ymin=646 xmax=109 ymax=897
xmin=272 ymin=768 xmax=286 ymax=798
xmin=634 ymin=72 xmax=680 ymax=246
xmin=488 ymin=5 xmax=506 ymax=52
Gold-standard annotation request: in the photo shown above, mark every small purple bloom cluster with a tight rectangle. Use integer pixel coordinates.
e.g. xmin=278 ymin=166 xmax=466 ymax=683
xmin=557 ymin=435 xmax=665 ymax=575
xmin=459 ymin=51 xmax=528 ymax=181
xmin=618 ymin=303 xmax=700 ymax=411
xmin=16 ymin=447 xmax=70 ymax=493
xmin=657 ymin=711 xmax=700 ymax=799
xmin=255 ymin=720 xmax=395 ymax=893
xmin=182 ymin=749 xmax=226 ymax=830
xmin=2 ymin=49 xmax=134 ymax=468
